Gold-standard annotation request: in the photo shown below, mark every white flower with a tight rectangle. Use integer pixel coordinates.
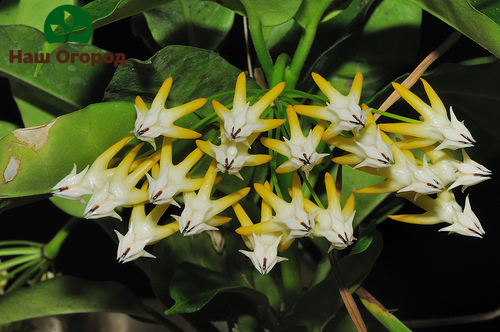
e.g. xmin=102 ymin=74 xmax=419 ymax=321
xmin=172 ymin=194 xmax=219 ymax=236
xmin=52 ymin=137 xmax=132 ymax=204
xmin=397 ymin=158 xmax=444 ymax=199
xmin=276 ymin=200 xmax=317 ymax=242
xmin=210 ymin=140 xmax=253 ymax=180
xmin=239 ymin=233 xmax=288 ymax=274
xmin=280 ymin=134 xmax=329 ymax=178
xmin=326 ymin=92 xmax=368 ymax=134
xmin=115 ymin=204 xmax=178 ymax=263
xmin=353 ymin=127 xmax=394 ymax=169
xmin=219 ymin=102 xmax=264 ymax=146
xmin=448 ymin=150 xmax=491 ymax=191
xmin=439 ymin=195 xmax=484 ymax=237
xmin=434 ymin=107 xmax=475 ymax=151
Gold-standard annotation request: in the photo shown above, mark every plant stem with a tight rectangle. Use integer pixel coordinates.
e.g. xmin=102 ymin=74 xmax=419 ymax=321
xmin=270 ymin=53 xmax=291 ymax=88
xmin=285 ymin=1 xmax=332 ymax=89
xmin=329 ymin=249 xmax=367 ymax=332
xmin=43 ymin=217 xmax=82 ymax=260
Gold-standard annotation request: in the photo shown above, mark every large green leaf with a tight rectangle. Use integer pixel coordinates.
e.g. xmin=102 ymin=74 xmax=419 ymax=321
xmin=0 ymin=25 xmax=116 ymax=127
xmin=83 ymin=0 xmax=173 ymax=29
xmin=0 ymin=101 xmax=135 ymax=212
xmin=0 ymin=121 xmax=18 ymax=138
xmin=239 ymin=0 xmax=303 ymax=27
xmin=309 ymin=0 xmax=421 ymax=98
xmin=141 ymin=0 xmax=235 ymax=51
xmin=407 ymin=0 xmax=500 ymax=59
xmin=469 ymin=0 xmax=500 ymax=25
xmin=165 ymin=262 xmax=269 ymax=315
xmin=287 ymin=222 xmax=383 ymax=329
xmin=0 ymin=276 xmax=168 ymax=326
xmin=0 ymin=0 xmax=19 ymax=26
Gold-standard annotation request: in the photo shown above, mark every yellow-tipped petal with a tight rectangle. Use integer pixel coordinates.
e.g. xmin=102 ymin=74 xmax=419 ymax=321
xmin=158 ymin=221 xmax=180 ymax=239
xmin=195 ymin=140 xmax=216 ymax=158
xmin=234 ymin=72 xmax=247 ymax=111
xmin=168 ymin=126 xmax=202 ymax=139
xmin=350 ymin=71 xmax=363 ymax=103
xmin=311 ymin=120 xmax=326 ymax=146
xmin=261 ymin=137 xmax=290 ymax=157
xmin=211 ymin=187 xmax=251 ymax=216
xmin=392 ymin=82 xmax=435 ymax=121
xmin=151 ymin=77 xmax=173 ymax=111
xmin=388 ymin=212 xmax=439 ymax=225
xmin=254 ymin=182 xmax=285 ymax=212
xmin=232 ymin=203 xmax=254 ymax=227
xmin=209 ymin=216 xmax=232 ymax=227
xmin=342 ymin=194 xmax=355 ymax=220
xmin=261 ymin=182 xmax=273 ymax=222
xmin=258 ymin=119 xmax=287 ymax=132
xmin=325 ymin=172 xmax=341 ymax=213
xmin=160 ymin=136 xmax=173 ymax=168
xmin=169 ymin=98 xmax=207 ymax=118
xmin=150 ymin=163 xmax=160 ymax=178
xmin=332 ymin=154 xmax=363 ymax=165
xmin=303 ymin=198 xmax=319 ymax=214
xmin=249 ymin=82 xmax=285 ymax=118
xmin=421 ymin=79 xmax=447 ymax=117
xmin=212 ymin=99 xmax=230 ymax=120
xmin=286 ymin=106 xmax=302 ymax=139
xmin=276 ymin=165 xmax=298 ymax=174
xmin=197 ymin=160 xmax=218 ymax=201
xmin=115 ymin=143 xmax=144 ymax=180
xmin=245 ymin=154 xmax=273 ymax=167
xmin=377 ymin=123 xmax=432 ymax=139
xmin=236 ymin=220 xmax=286 ymax=236
xmin=294 ymin=105 xmax=335 ymax=123
xmin=127 ymin=149 xmax=161 ymax=186
xmin=291 ymin=172 xmax=302 ymax=203
xmin=93 ymin=136 xmax=134 ymax=170
xmin=353 ymin=180 xmax=398 ymax=194
xmin=149 ymin=203 xmax=170 ymax=221
xmin=179 ymin=148 xmax=204 ymax=171
xmin=135 ymin=96 xmax=148 ymax=114
xmin=311 ymin=72 xmax=343 ymax=101
xmin=396 ymin=137 xmax=437 ymax=150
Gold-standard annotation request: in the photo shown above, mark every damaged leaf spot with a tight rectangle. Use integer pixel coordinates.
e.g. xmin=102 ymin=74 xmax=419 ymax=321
xmin=12 ymin=119 xmax=57 ymax=150
xmin=4 ymin=156 xmax=21 ymax=183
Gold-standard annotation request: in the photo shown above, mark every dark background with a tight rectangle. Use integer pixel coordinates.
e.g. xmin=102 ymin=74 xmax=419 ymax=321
xmin=1 ymin=6 xmax=499 ymax=331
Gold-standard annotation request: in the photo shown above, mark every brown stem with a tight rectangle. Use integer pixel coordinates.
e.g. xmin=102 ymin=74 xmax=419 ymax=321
xmin=403 ymin=307 xmax=500 ymax=329
xmin=329 ymin=250 xmax=367 ymax=332
xmin=374 ymin=30 xmax=461 ymax=121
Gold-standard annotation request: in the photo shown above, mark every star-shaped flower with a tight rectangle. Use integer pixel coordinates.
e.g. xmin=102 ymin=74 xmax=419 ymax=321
xmin=84 ymin=144 xmax=161 ymax=220
xmin=261 ymin=106 xmax=328 ymax=179
xmin=146 ymin=137 xmax=204 ymax=206
xmin=134 ymin=77 xmax=206 ymax=149
xmin=326 ymin=111 xmax=393 ymax=169
xmin=196 ymin=134 xmax=272 ymax=180
xmin=52 ymin=137 xmax=133 ymax=204
xmin=115 ymin=202 xmax=179 ymax=263
xmin=389 ymin=191 xmax=485 ymax=238
xmin=378 ymin=79 xmax=475 ymax=151
xmin=294 ymin=72 xmax=368 ymax=140
xmin=304 ymin=172 xmax=356 ymax=252
xmin=172 ymin=160 xmax=250 ymax=236
xmin=213 ymin=72 xmax=286 ymax=145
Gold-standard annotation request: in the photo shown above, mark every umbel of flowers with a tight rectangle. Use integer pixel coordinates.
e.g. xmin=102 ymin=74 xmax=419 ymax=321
xmin=52 ymin=71 xmax=490 ymax=274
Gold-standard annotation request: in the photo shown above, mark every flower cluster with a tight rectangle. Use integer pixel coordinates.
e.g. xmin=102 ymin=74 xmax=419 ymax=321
xmin=52 ymin=72 xmax=490 ymax=275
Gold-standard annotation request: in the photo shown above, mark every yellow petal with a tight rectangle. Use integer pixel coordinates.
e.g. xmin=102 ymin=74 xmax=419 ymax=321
xmin=127 ymin=149 xmax=161 ymax=186
xmin=208 ymin=216 xmax=232 ymax=227
xmin=312 ymin=72 xmax=343 ymax=101
xmin=255 ymin=182 xmax=285 ymax=213
xmin=421 ymin=79 xmax=447 ymax=118
xmin=151 ymin=77 xmax=173 ymax=111
xmin=232 ymin=203 xmax=254 ymax=227
xmin=303 ymin=197 xmax=319 ymax=214
xmin=93 ymin=136 xmax=134 ymax=170
xmin=291 ymin=172 xmax=303 ymax=204
xmin=311 ymin=120 xmax=326 ymax=146
xmin=234 ymin=72 xmax=247 ymax=111
xmin=392 ymin=82 xmax=435 ymax=121
xmin=332 ymin=154 xmax=363 ymax=165
xmin=294 ymin=105 xmax=335 ymax=122
xmin=388 ymin=212 xmax=439 ymax=225
xmin=195 ymin=139 xmax=216 ymax=158
xmin=236 ymin=220 xmax=286 ymax=235
xmin=261 ymin=137 xmax=291 ymax=157
xmin=211 ymin=187 xmax=251 ymax=216
xmin=261 ymin=182 xmax=273 ymax=222
xmin=249 ymin=82 xmax=285 ymax=118
xmin=286 ymin=105 xmax=302 ymax=140
xmin=341 ymin=194 xmax=355 ymax=221
xmin=325 ymin=172 xmax=341 ymax=213
xmin=212 ymin=99 xmax=230 ymax=121
xmin=168 ymin=126 xmax=202 ymax=139
xmin=245 ymin=154 xmax=273 ymax=166
xmin=350 ymin=71 xmax=363 ymax=103
xmin=169 ymin=98 xmax=207 ymax=119
xmin=276 ymin=165 xmax=298 ymax=174
xmin=160 ymin=136 xmax=173 ymax=169
xmin=197 ymin=160 xmax=218 ymax=201
xmin=353 ymin=180 xmax=399 ymax=194
xmin=258 ymin=119 xmax=287 ymax=132
xmin=135 ymin=96 xmax=148 ymax=114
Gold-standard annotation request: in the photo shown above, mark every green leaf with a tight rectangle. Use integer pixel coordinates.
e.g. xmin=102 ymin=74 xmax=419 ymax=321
xmin=0 ymin=0 xmax=19 ymax=26
xmin=13 ymin=0 xmax=75 ymax=31
xmin=0 ymin=276 xmax=163 ymax=325
xmin=239 ymin=0 xmax=303 ymax=27
xmin=0 ymin=101 xmax=135 ymax=212
xmin=103 ymin=45 xmax=260 ymax=116
xmin=469 ymin=0 xmax=500 ymax=25
xmin=360 ymin=296 xmax=411 ymax=332
xmin=287 ymin=222 xmax=383 ymax=328
xmin=140 ymin=0 xmax=234 ymax=51
xmin=309 ymin=0 xmax=421 ymax=98
xmin=0 ymin=26 xmax=116 ymax=126
xmin=0 ymin=120 xmax=18 ymax=138
xmin=83 ymin=0 xmax=173 ymax=29
xmin=294 ymin=0 xmax=347 ymax=29
xmin=407 ymin=0 xmax=500 ymax=59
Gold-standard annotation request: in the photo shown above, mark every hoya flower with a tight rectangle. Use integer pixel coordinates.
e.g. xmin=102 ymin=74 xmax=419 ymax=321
xmin=115 ymin=202 xmax=179 ymax=263
xmin=378 ymin=79 xmax=475 ymax=151
xmin=134 ymin=77 xmax=206 ymax=149
xmin=295 ymin=72 xmax=368 ymax=140
xmin=389 ymin=191 xmax=485 ymax=238
xmin=213 ymin=72 xmax=286 ymax=145
xmin=353 ymin=131 xmax=443 ymax=199
xmin=196 ymin=134 xmax=272 ymax=180
xmin=326 ymin=111 xmax=393 ymax=169
xmin=261 ymin=106 xmax=328 ymax=179
xmin=146 ymin=137 xmax=204 ymax=206
xmin=52 ymin=136 xmax=133 ymax=204
xmin=248 ymin=173 xmax=316 ymax=243
xmin=423 ymin=147 xmax=491 ymax=192
xmin=84 ymin=144 xmax=161 ymax=220
xmin=172 ymin=161 xmax=250 ymax=236
xmin=304 ymin=173 xmax=356 ymax=252
xmin=233 ymin=195 xmax=290 ymax=274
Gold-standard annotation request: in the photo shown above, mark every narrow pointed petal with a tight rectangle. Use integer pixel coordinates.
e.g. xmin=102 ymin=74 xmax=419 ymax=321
xmin=286 ymin=106 xmax=303 ymax=139
xmin=249 ymin=82 xmax=285 ymax=119
xmin=151 ymin=77 xmax=172 ymax=111
xmin=261 ymin=137 xmax=290 ymax=157
xmin=388 ymin=212 xmax=439 ymax=225
xmin=392 ymin=82 xmax=435 ymax=121
xmin=210 ymin=187 xmax=251 ymax=216
xmin=135 ymin=96 xmax=148 ymax=114
xmin=312 ymin=73 xmax=344 ymax=101
xmin=421 ymin=78 xmax=447 ymax=117
xmin=342 ymin=194 xmax=356 ymax=221
xmin=325 ymin=172 xmax=341 ymax=213
xmin=349 ymin=71 xmax=363 ymax=103
xmin=169 ymin=98 xmax=207 ymax=119
xmin=232 ymin=203 xmax=254 ymax=227
xmin=233 ymin=72 xmax=247 ymax=111
xmin=244 ymin=154 xmax=273 ymax=166
xmin=195 ymin=140 xmax=216 ymax=158
xmin=236 ymin=221 xmax=286 ymax=236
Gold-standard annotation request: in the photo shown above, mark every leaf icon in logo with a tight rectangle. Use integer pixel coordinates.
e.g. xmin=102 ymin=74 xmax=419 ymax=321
xmin=51 ymin=24 xmax=66 ymax=36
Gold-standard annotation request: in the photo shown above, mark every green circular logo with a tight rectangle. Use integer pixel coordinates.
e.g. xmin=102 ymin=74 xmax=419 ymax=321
xmin=44 ymin=5 xmax=92 ymax=44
